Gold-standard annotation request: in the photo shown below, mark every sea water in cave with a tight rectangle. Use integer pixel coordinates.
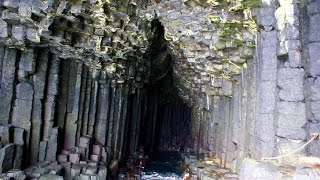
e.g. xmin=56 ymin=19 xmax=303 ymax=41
xmin=125 ymin=20 xmax=191 ymax=179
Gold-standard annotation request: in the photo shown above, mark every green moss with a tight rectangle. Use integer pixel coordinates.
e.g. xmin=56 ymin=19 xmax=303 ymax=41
xmin=278 ymin=53 xmax=289 ymax=61
xmin=242 ymin=0 xmax=260 ymax=8
xmin=229 ymin=3 xmax=244 ymax=12
xmin=245 ymin=41 xmax=255 ymax=48
xmin=213 ymin=42 xmax=226 ymax=50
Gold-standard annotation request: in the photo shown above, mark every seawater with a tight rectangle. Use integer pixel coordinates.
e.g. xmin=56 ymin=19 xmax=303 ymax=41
xmin=141 ymin=151 xmax=183 ymax=180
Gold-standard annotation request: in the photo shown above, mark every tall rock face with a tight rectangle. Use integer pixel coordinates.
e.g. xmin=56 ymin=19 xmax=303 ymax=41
xmin=0 ymin=0 xmax=319 ymax=178
xmin=0 ymin=0 xmax=155 ymax=176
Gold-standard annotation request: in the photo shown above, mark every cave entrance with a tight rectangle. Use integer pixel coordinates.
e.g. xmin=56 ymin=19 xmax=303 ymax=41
xmin=138 ymin=71 xmax=192 ymax=154
xmin=133 ymin=19 xmax=192 ymax=177
xmin=136 ymin=69 xmax=191 ymax=178
xmin=138 ymin=19 xmax=192 ymax=154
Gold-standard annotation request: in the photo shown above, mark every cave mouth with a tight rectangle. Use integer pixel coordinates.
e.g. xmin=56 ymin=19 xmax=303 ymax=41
xmin=131 ymin=19 xmax=192 ymax=176
xmin=139 ymin=18 xmax=191 ymax=153
xmin=137 ymin=71 xmax=192 ymax=155
xmin=136 ymin=70 xmax=191 ymax=178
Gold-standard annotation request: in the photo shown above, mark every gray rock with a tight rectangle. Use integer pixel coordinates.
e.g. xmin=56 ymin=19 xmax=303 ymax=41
xmin=0 ymin=48 xmax=17 ymax=124
xmin=84 ymin=166 xmax=97 ymax=175
xmin=13 ymin=127 xmax=24 ymax=145
xmin=310 ymin=78 xmax=320 ymax=101
xmin=39 ymin=174 xmax=64 ymax=180
xmin=71 ymin=165 xmax=82 ymax=177
xmin=286 ymin=25 xmax=300 ymax=40
xmin=60 ymin=162 xmax=72 ymax=180
xmin=256 ymin=114 xmax=275 ymax=142
xmin=310 ymin=101 xmax=320 ymax=122
xmin=7 ymin=169 xmax=26 ymax=180
xmin=277 ymin=68 xmax=304 ymax=102
xmin=293 ymin=167 xmax=320 ymax=180
xmin=98 ymin=165 xmax=107 ymax=180
xmin=308 ymin=14 xmax=320 ymax=42
xmin=20 ymin=50 xmax=35 ymax=73
xmin=288 ymin=49 xmax=302 ymax=68
xmin=276 ymin=102 xmax=306 ymax=139
xmin=47 ymin=74 xmax=59 ymax=95
xmin=26 ymin=28 xmax=40 ymax=43
xmin=258 ymin=81 xmax=277 ymax=114
xmin=0 ymin=19 xmax=8 ymax=38
xmin=30 ymin=99 xmax=42 ymax=164
xmin=11 ymin=98 xmax=33 ymax=148
xmin=308 ymin=42 xmax=320 ymax=77
xmin=16 ymin=82 xmax=34 ymax=100
xmin=13 ymin=145 xmax=23 ymax=169
xmin=0 ymin=144 xmax=14 ymax=173
xmin=47 ymin=163 xmax=63 ymax=175
xmin=38 ymin=141 xmax=47 ymax=162
xmin=3 ymin=0 xmax=19 ymax=9
xmin=46 ymin=127 xmax=58 ymax=161
xmin=18 ymin=2 xmax=32 ymax=17
xmin=0 ymin=125 xmax=13 ymax=144
xmin=32 ymin=49 xmax=49 ymax=100
xmin=307 ymin=1 xmax=320 ymax=15
xmin=30 ymin=168 xmax=49 ymax=178
xmin=11 ymin=25 xmax=25 ymax=41
xmin=259 ymin=7 xmax=276 ymax=26
xmin=240 ymin=158 xmax=279 ymax=180
xmin=221 ymin=79 xmax=232 ymax=96
xmin=308 ymin=122 xmax=320 ymax=156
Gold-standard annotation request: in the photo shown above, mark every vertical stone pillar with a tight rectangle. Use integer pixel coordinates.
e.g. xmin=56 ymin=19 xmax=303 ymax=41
xmin=12 ymin=83 xmax=33 ymax=147
xmin=275 ymin=0 xmax=307 ymax=156
xmin=95 ymin=71 xmax=110 ymax=145
xmin=81 ymin=68 xmax=92 ymax=136
xmin=87 ymin=69 xmax=99 ymax=136
xmin=118 ymin=84 xmax=129 ymax=161
xmin=64 ymin=61 xmax=82 ymax=150
xmin=43 ymin=54 xmax=60 ymax=142
xmin=56 ymin=60 xmax=70 ymax=134
xmin=254 ymin=1 xmax=278 ymax=158
xmin=30 ymin=48 xmax=49 ymax=164
xmin=0 ymin=48 xmax=17 ymax=124
xmin=303 ymin=0 xmax=320 ymax=156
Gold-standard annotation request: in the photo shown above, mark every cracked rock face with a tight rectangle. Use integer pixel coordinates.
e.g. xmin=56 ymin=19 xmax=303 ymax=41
xmin=0 ymin=0 xmax=258 ymax=105
xmin=145 ymin=0 xmax=257 ymax=102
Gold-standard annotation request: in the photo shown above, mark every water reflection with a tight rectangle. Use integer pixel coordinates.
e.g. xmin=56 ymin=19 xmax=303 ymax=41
xmin=141 ymin=151 xmax=183 ymax=180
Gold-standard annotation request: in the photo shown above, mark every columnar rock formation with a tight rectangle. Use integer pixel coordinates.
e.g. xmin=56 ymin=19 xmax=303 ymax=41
xmin=0 ymin=0 xmax=320 ymax=179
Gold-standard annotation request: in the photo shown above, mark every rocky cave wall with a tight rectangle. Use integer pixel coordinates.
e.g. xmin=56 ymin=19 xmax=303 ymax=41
xmin=0 ymin=0 xmax=319 ymax=178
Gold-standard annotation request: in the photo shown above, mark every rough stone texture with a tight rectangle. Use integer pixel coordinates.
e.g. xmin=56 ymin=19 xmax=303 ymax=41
xmin=277 ymin=68 xmax=304 ymax=102
xmin=12 ymin=82 xmax=34 ymax=153
xmin=240 ymin=158 xmax=320 ymax=180
xmin=0 ymin=48 xmax=17 ymax=124
xmin=30 ymin=99 xmax=42 ymax=164
xmin=308 ymin=42 xmax=320 ymax=77
xmin=13 ymin=145 xmax=23 ymax=169
xmin=13 ymin=127 xmax=24 ymax=145
xmin=276 ymin=102 xmax=307 ymax=140
xmin=0 ymin=144 xmax=14 ymax=173
xmin=240 ymin=159 xmax=279 ymax=180
xmin=293 ymin=168 xmax=320 ymax=180
xmin=308 ymin=122 xmax=320 ymax=156
xmin=46 ymin=127 xmax=58 ymax=161
xmin=39 ymin=174 xmax=64 ymax=180
xmin=0 ymin=125 xmax=13 ymax=144
xmin=38 ymin=141 xmax=47 ymax=162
